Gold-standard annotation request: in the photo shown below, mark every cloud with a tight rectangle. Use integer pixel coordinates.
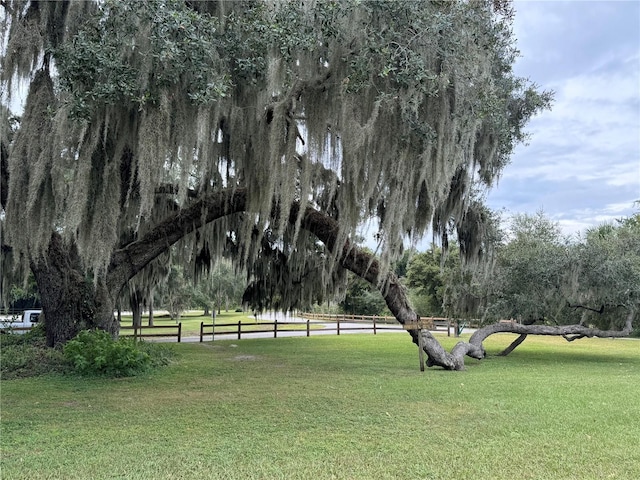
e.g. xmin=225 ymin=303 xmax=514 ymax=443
xmin=487 ymin=0 xmax=640 ymax=236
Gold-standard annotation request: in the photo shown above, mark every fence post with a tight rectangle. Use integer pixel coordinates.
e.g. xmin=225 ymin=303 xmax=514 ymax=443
xmin=337 ymin=318 xmax=340 ymax=336
xmin=177 ymin=322 xmax=182 ymax=342
xmin=200 ymin=322 xmax=203 ymax=343
xmin=238 ymin=321 xmax=241 ymax=340
xmin=306 ymin=319 xmax=310 ymax=337
xmin=373 ymin=317 xmax=377 ymax=335
xmin=274 ymin=319 xmax=278 ymax=338
xmin=418 ymin=327 xmax=425 ymax=372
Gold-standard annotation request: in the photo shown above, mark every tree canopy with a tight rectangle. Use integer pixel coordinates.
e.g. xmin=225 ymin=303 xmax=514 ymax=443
xmin=2 ymin=0 xmax=548 ymax=265
xmin=1 ymin=0 xmax=565 ymax=368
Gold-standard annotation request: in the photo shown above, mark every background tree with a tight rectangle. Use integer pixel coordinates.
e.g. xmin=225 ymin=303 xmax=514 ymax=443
xmin=154 ymin=265 xmax=193 ymax=321
xmin=462 ymin=211 xmax=640 ymax=356
xmin=340 ymin=274 xmax=388 ymax=316
xmin=5 ymin=273 xmax=40 ymax=312
xmin=483 ymin=211 xmax=570 ymax=324
xmin=192 ymin=260 xmax=244 ymax=316
xmin=405 ymin=246 xmax=463 ymax=317
xmin=572 ymin=213 xmax=640 ymax=333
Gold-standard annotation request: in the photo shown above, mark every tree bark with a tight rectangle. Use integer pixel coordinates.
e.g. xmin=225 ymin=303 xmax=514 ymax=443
xmin=31 ymin=233 xmax=117 ymax=347
xmin=498 ymin=334 xmax=528 ymax=356
xmin=148 ymin=294 xmax=154 ymax=326
xmin=130 ymin=290 xmax=143 ymax=329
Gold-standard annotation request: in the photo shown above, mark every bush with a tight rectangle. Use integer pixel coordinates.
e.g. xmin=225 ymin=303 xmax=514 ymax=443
xmin=1 ymin=324 xmax=73 ymax=380
xmin=63 ymin=330 xmax=153 ymax=377
xmin=1 ymin=341 xmax=71 ymax=380
xmin=136 ymin=340 xmax=175 ymax=368
xmin=0 ymin=322 xmax=46 ymax=346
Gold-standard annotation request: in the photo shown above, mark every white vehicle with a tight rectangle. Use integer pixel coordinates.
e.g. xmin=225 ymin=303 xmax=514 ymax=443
xmin=0 ymin=309 xmax=42 ymax=333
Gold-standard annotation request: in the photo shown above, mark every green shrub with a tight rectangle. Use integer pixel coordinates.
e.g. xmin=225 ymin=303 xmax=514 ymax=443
xmin=136 ymin=340 xmax=175 ymax=368
xmin=0 ymin=340 xmax=71 ymax=380
xmin=0 ymin=322 xmax=46 ymax=346
xmin=63 ymin=330 xmax=152 ymax=377
xmin=1 ymin=324 xmax=72 ymax=380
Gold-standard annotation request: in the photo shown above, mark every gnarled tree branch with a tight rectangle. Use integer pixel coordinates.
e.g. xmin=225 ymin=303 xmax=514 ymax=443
xmin=104 ymin=188 xmax=636 ymax=370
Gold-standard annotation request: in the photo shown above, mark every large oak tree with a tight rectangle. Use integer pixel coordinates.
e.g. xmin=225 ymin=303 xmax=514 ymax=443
xmin=2 ymin=0 xmax=606 ymax=370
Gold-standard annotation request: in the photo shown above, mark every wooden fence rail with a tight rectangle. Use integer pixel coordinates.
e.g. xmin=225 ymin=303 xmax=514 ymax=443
xmin=199 ymin=318 xmax=403 ymax=342
xmin=1 ymin=323 xmax=184 ymax=342
xmin=120 ymin=323 xmax=182 ymax=342
xmin=301 ymin=313 xmax=398 ymax=324
xmin=301 ymin=313 xmax=463 ymax=336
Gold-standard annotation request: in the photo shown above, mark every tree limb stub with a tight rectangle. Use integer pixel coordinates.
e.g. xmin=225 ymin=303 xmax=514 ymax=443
xmin=498 ymin=334 xmax=528 ymax=356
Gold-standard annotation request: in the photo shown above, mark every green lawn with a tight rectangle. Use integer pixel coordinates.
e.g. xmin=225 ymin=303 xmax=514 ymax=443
xmin=2 ymin=334 xmax=639 ymax=479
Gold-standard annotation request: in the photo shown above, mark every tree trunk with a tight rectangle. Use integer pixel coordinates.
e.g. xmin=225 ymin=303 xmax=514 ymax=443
xmin=130 ymin=290 xmax=143 ymax=329
xmin=148 ymin=294 xmax=154 ymax=326
xmin=31 ymin=233 xmax=118 ymax=347
xmin=203 ymin=305 xmax=210 ymax=316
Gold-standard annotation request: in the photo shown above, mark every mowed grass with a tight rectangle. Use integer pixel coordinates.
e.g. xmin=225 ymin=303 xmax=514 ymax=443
xmin=1 ymin=333 xmax=639 ymax=480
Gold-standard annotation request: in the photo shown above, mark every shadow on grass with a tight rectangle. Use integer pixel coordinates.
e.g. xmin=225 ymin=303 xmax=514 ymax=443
xmin=483 ymin=341 xmax=640 ymax=367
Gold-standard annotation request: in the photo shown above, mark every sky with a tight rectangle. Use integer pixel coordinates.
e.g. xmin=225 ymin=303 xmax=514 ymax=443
xmin=485 ymin=0 xmax=640 ymax=237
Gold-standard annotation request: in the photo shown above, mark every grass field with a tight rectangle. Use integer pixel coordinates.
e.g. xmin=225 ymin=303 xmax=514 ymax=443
xmin=2 ymin=333 xmax=639 ymax=479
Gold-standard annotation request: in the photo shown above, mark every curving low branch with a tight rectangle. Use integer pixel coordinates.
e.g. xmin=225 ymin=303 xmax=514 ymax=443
xmin=104 ymin=187 xmax=636 ymax=370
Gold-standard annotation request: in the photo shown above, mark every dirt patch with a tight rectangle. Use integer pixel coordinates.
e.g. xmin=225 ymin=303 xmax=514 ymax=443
xmin=231 ymin=355 xmax=258 ymax=361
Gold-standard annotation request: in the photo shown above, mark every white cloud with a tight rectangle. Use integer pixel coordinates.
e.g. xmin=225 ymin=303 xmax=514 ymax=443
xmin=487 ymin=1 xmax=639 ymax=237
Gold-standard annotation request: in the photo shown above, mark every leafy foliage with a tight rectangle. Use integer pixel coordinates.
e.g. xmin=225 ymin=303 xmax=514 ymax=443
xmin=444 ymin=211 xmax=640 ymax=330
xmin=406 ymin=248 xmax=449 ymax=316
xmin=0 ymin=324 xmax=71 ymax=379
xmin=63 ymin=330 xmax=158 ymax=377
xmin=54 ymin=0 xmax=230 ymax=118
xmin=340 ymin=274 xmax=388 ymax=316
xmin=155 ymin=265 xmax=193 ymax=320
xmin=484 ymin=212 xmax=570 ymax=323
xmin=192 ymin=260 xmax=245 ymax=314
